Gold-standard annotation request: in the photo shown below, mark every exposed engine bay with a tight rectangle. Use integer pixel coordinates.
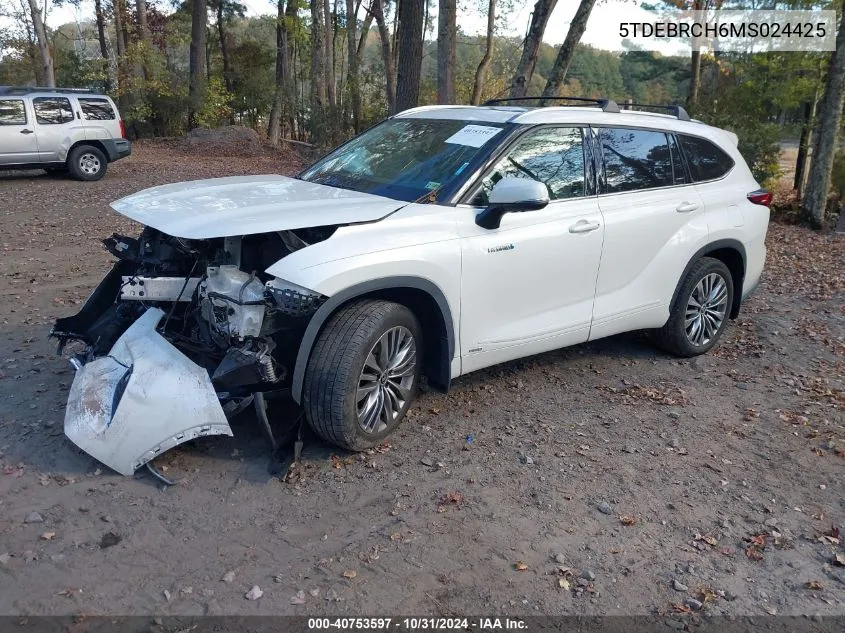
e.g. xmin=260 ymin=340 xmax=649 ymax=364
xmin=52 ymin=225 xmax=335 ymax=475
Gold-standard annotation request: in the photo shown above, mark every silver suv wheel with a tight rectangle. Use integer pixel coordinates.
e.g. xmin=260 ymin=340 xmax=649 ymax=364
xmin=684 ymin=272 xmax=728 ymax=346
xmin=79 ymin=152 xmax=102 ymax=176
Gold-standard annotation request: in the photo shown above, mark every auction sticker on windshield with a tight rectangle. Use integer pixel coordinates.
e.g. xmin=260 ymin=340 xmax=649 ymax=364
xmin=444 ymin=125 xmax=502 ymax=147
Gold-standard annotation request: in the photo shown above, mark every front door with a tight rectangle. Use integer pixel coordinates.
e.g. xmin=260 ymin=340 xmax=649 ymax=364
xmin=0 ymin=98 xmax=39 ymax=165
xmin=457 ymin=126 xmax=605 ymax=374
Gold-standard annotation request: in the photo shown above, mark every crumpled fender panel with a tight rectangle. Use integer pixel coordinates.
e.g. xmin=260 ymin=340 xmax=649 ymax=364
xmin=64 ymin=308 xmax=232 ymax=476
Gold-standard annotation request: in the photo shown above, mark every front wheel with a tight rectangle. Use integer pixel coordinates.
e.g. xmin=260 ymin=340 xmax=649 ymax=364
xmin=303 ymin=300 xmax=422 ymax=450
xmin=68 ymin=145 xmax=108 ymax=181
xmin=653 ymin=257 xmax=734 ymax=357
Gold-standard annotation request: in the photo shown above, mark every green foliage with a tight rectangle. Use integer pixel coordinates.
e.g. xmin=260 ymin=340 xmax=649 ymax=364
xmin=195 ymin=76 xmax=234 ymax=128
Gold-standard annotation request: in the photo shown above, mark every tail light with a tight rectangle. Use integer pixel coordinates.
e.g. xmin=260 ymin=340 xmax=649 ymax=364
xmin=747 ymin=189 xmax=772 ymax=206
xmin=119 ymin=119 xmax=127 ymax=139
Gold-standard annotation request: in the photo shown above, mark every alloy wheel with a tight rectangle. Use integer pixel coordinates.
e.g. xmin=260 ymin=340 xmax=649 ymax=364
xmin=356 ymin=326 xmax=417 ymax=434
xmin=684 ymin=272 xmax=728 ymax=346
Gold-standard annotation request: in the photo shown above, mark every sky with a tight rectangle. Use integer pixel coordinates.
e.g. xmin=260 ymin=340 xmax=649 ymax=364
xmin=37 ymin=0 xmax=689 ymax=56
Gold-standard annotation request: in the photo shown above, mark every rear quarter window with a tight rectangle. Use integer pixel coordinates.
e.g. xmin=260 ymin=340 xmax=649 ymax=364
xmin=679 ymin=135 xmax=735 ymax=181
xmin=79 ymin=98 xmax=116 ymax=121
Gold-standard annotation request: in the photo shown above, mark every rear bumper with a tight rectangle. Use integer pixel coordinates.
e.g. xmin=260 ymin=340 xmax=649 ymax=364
xmin=102 ymin=139 xmax=131 ymax=162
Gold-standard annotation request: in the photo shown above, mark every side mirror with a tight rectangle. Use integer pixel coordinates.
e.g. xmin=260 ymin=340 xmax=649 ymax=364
xmin=475 ymin=177 xmax=550 ymax=230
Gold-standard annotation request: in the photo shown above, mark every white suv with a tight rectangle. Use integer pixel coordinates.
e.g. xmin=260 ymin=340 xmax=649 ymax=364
xmin=0 ymin=86 xmax=130 ymax=180
xmin=52 ymin=98 xmax=769 ymax=475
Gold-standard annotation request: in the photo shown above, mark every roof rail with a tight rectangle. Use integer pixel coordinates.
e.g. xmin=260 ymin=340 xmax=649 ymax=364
xmin=0 ymin=86 xmax=96 ymax=95
xmin=483 ymin=96 xmax=621 ymax=113
xmin=622 ymin=102 xmax=691 ymax=121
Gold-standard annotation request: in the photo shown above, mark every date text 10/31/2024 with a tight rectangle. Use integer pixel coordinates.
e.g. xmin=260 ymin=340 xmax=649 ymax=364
xmin=307 ymin=618 xmax=528 ymax=630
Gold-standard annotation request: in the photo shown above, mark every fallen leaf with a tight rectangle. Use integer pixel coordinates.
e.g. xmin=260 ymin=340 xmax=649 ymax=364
xmin=620 ymin=515 xmax=637 ymax=526
xmin=290 ymin=590 xmax=306 ymax=605
xmin=806 ymin=580 xmax=824 ymax=590
xmin=558 ymin=578 xmax=570 ymax=590
xmin=745 ymin=546 xmax=764 ymax=561
xmin=833 ymin=553 xmax=845 ymax=567
xmin=824 ymin=525 xmax=840 ymax=539
xmin=40 ymin=531 xmax=56 ymax=540
xmin=514 ymin=561 xmax=528 ymax=571
xmin=342 ymin=570 xmax=357 ymax=579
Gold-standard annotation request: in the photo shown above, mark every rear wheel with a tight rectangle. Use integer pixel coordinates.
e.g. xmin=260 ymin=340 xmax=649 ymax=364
xmin=303 ymin=300 xmax=422 ymax=451
xmin=68 ymin=145 xmax=107 ymax=181
xmin=653 ymin=257 xmax=734 ymax=357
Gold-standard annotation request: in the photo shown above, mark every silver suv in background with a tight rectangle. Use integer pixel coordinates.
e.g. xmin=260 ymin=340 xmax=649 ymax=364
xmin=0 ymin=86 xmax=130 ymax=181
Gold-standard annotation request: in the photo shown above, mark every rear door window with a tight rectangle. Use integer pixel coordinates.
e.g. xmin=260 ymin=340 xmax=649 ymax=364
xmin=599 ymin=128 xmax=673 ymax=193
xmin=0 ymin=99 xmax=26 ymax=125
xmin=678 ymin=134 xmax=735 ymax=181
xmin=33 ymin=97 xmax=74 ymax=125
xmin=79 ymin=98 xmax=116 ymax=120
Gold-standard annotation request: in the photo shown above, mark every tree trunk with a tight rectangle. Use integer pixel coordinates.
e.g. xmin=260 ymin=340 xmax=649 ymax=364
xmin=189 ymin=0 xmax=208 ymax=128
xmin=436 ymin=0 xmax=456 ymax=104
xmin=268 ymin=0 xmax=291 ymax=144
xmin=217 ymin=3 xmax=234 ymax=93
xmin=311 ymin=0 xmax=327 ymax=107
xmin=346 ymin=0 xmax=362 ymax=132
xmin=27 ymin=0 xmax=54 ymax=87
xmin=470 ymin=0 xmax=496 ymax=105
xmin=357 ymin=3 xmax=374 ymax=62
xmin=94 ymin=0 xmax=112 ymax=91
xmin=136 ymin=0 xmax=150 ymax=44
xmin=371 ymin=0 xmax=395 ymax=113
xmin=395 ymin=0 xmax=425 ymax=113
xmin=324 ymin=0 xmax=337 ymax=106
xmin=541 ymin=0 xmax=595 ymax=98
xmin=687 ymin=0 xmax=704 ymax=110
xmin=802 ymin=15 xmax=845 ymax=229
xmin=794 ymin=96 xmax=817 ymax=196
xmin=113 ymin=0 xmax=127 ymax=58
xmin=509 ymin=0 xmax=558 ymax=98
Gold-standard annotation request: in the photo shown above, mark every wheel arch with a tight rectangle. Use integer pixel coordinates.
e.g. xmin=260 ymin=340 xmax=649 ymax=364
xmin=291 ymin=277 xmax=455 ymax=404
xmin=672 ymin=239 xmax=746 ymax=319
xmin=65 ymin=140 xmax=110 ymax=163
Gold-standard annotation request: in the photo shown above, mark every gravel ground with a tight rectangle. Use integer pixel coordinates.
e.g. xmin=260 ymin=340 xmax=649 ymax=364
xmin=0 ymin=142 xmax=843 ymax=619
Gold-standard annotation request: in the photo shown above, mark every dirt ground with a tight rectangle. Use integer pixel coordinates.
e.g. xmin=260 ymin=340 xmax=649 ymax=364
xmin=0 ymin=142 xmax=843 ymax=619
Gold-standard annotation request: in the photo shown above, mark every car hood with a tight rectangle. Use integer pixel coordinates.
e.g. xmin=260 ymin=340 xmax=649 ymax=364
xmin=110 ymin=175 xmax=407 ymax=239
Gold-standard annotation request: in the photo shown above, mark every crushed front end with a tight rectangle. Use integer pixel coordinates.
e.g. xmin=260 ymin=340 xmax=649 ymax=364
xmin=52 ymin=227 xmax=331 ymax=475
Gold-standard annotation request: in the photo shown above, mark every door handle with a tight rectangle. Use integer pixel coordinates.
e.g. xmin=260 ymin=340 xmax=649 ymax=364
xmin=20 ymin=129 xmax=34 ymax=135
xmin=568 ymin=219 xmax=601 ymax=234
xmin=676 ymin=201 xmax=699 ymax=213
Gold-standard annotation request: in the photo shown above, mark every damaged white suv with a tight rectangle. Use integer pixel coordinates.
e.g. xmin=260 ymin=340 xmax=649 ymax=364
xmin=53 ymin=98 xmax=770 ymax=475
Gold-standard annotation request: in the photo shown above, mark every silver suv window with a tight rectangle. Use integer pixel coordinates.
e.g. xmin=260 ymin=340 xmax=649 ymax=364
xmin=79 ymin=98 xmax=116 ymax=120
xmin=0 ymin=99 xmax=26 ymax=125
xmin=33 ymin=97 xmax=74 ymax=125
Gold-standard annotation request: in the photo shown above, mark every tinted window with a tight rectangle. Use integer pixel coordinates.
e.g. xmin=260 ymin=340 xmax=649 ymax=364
xmin=79 ymin=98 xmax=115 ymax=120
xmin=669 ymin=135 xmax=688 ymax=185
xmin=679 ymin=135 xmax=735 ymax=181
xmin=600 ymin=128 xmax=672 ymax=193
xmin=0 ymin=99 xmax=26 ymax=125
xmin=476 ymin=127 xmax=585 ymax=204
xmin=33 ymin=97 xmax=74 ymax=125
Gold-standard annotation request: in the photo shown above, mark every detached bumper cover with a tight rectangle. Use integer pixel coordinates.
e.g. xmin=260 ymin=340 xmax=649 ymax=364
xmin=64 ymin=307 xmax=232 ymax=476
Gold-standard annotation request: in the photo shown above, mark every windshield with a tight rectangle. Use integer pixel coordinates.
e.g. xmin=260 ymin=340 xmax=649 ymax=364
xmin=299 ymin=119 xmax=507 ymax=202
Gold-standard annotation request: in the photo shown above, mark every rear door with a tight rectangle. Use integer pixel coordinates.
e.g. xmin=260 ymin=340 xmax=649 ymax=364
xmin=0 ymin=98 xmax=39 ymax=165
xmin=31 ymin=96 xmax=84 ymax=162
xmin=590 ymin=126 xmax=709 ymax=340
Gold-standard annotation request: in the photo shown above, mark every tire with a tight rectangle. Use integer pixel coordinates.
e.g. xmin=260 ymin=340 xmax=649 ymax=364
xmin=303 ymin=300 xmax=422 ymax=451
xmin=67 ymin=145 xmax=108 ymax=181
xmin=653 ymin=257 xmax=734 ymax=357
